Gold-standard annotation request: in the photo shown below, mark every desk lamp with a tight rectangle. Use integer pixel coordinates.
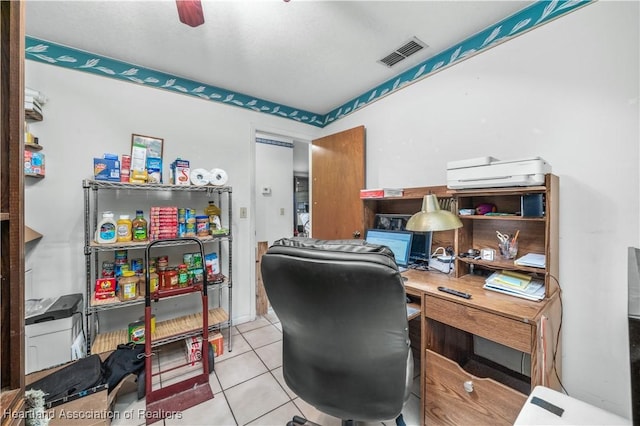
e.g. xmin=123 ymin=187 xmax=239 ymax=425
xmin=406 ymin=194 xmax=462 ymax=274
xmin=406 ymin=194 xmax=462 ymax=232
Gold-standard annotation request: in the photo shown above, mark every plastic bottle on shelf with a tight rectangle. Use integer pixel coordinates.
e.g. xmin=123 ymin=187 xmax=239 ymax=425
xmin=95 ymin=211 xmax=117 ymax=244
xmin=204 ymin=201 xmax=221 ymax=233
xmin=132 ymin=210 xmax=148 ymax=242
xmin=116 ymin=214 xmax=133 ymax=242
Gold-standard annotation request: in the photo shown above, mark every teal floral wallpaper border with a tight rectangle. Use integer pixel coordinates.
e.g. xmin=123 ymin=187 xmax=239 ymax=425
xmin=25 ymin=0 xmax=590 ymax=129
xmin=323 ymin=0 xmax=591 ymax=125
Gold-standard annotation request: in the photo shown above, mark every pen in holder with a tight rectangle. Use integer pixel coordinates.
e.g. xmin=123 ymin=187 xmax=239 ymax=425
xmin=497 ymin=230 xmax=519 ymax=260
xmin=498 ymin=240 xmax=518 ymax=260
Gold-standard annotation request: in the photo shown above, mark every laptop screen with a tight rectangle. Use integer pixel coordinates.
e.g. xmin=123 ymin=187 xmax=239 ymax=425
xmin=365 ymin=229 xmax=413 ymax=267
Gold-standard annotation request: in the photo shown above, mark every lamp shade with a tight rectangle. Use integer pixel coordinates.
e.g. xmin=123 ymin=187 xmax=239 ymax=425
xmin=406 ymin=194 xmax=463 ymax=232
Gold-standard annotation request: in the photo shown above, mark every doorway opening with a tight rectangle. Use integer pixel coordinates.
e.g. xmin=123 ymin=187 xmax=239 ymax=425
xmin=294 ymin=175 xmax=309 ymax=237
xmin=254 ymin=132 xmax=310 ymax=245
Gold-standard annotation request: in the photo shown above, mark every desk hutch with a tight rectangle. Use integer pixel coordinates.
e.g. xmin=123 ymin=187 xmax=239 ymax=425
xmin=362 ymin=175 xmax=561 ymax=425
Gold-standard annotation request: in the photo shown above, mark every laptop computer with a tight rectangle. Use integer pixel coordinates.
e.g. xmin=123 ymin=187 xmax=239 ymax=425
xmin=365 ymin=229 xmax=413 ymax=272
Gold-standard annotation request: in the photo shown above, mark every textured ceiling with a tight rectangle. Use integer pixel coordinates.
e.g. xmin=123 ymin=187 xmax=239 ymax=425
xmin=25 ymin=1 xmax=537 ymax=114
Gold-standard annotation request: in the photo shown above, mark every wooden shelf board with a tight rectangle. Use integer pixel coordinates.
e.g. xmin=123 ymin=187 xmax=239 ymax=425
xmin=25 ymin=225 xmax=42 ymax=243
xmin=25 ymin=172 xmax=44 ymax=178
xmin=25 ymin=109 xmax=43 ymax=121
xmin=24 ymin=143 xmax=42 ymax=151
xmin=91 ymin=307 xmax=229 ymax=354
xmin=450 ymin=185 xmax=547 ymax=196
xmin=407 ymin=302 xmax=421 ymax=321
xmin=458 ymin=257 xmax=546 ymax=275
xmin=459 ymin=215 xmax=545 ymax=222
xmin=89 ymin=278 xmax=228 ymax=311
xmin=88 ymin=234 xmax=229 ymax=250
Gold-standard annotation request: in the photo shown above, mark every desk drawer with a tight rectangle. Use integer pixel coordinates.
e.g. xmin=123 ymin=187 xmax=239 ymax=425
xmin=425 ymin=295 xmax=532 ymax=353
xmin=425 ymin=350 xmax=527 ymax=425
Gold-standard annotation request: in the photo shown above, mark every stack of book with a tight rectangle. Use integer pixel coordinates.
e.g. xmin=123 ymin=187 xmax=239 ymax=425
xmin=514 ymin=253 xmax=546 ymax=268
xmin=483 ymin=270 xmax=545 ymax=301
xmin=24 ymin=87 xmax=47 ymax=116
xmin=359 ymin=188 xmax=404 ymax=199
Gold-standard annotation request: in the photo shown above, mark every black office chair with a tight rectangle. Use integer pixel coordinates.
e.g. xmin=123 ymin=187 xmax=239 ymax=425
xmin=261 ymin=237 xmax=414 ymax=426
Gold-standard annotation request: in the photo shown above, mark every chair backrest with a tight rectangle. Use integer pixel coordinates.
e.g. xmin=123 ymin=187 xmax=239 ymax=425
xmin=261 ymin=237 xmax=411 ymax=422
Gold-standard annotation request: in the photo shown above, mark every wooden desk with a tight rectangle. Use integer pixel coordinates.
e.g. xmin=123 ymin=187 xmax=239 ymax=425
xmin=403 ymin=269 xmax=562 ymax=426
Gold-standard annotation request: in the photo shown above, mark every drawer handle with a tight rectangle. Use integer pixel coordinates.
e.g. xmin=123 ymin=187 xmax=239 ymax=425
xmin=463 ymin=380 xmax=474 ymax=393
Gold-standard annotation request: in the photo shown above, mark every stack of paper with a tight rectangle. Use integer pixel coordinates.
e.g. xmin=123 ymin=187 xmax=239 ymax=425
xmin=484 ymin=271 xmax=545 ymax=301
xmin=25 ymin=87 xmax=47 ymax=105
xmin=24 ymin=87 xmax=47 ymax=114
xmin=514 ymin=253 xmax=546 ymax=268
xmin=490 ymin=270 xmax=532 ymax=289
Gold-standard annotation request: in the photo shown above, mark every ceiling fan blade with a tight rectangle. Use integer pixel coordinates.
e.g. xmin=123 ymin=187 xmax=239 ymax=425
xmin=176 ymin=0 xmax=205 ymax=27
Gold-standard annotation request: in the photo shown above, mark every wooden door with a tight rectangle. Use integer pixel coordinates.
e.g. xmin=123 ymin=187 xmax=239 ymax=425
xmin=1 ymin=0 xmax=26 ymax=419
xmin=311 ymin=126 xmax=365 ymax=239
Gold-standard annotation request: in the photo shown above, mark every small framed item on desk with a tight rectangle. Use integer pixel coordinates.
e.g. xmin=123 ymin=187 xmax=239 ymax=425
xmin=481 ymin=248 xmax=496 ymax=261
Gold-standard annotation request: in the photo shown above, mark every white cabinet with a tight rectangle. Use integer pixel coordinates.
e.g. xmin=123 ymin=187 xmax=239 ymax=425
xmin=82 ymin=180 xmax=232 ymax=355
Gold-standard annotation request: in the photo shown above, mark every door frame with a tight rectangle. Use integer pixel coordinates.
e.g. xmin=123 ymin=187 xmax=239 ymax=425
xmin=249 ymin=124 xmax=316 ymax=319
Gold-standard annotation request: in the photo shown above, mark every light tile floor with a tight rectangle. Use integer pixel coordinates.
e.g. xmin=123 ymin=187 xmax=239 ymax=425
xmin=112 ymin=313 xmax=421 ymax=426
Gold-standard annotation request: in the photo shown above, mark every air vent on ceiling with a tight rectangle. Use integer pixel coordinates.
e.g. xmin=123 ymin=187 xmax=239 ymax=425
xmin=378 ymin=37 xmax=428 ymax=68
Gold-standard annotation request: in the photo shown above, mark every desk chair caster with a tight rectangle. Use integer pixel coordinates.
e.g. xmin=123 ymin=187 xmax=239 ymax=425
xmin=287 ymin=415 xmax=317 ymax=426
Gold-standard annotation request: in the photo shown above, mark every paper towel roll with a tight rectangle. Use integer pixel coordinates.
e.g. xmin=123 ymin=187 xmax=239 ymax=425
xmin=190 ymin=168 xmax=210 ymax=186
xmin=209 ymin=168 xmax=228 ymax=185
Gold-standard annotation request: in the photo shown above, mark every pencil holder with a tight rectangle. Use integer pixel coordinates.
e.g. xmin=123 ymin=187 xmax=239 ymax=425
xmin=498 ymin=240 xmax=518 ymax=260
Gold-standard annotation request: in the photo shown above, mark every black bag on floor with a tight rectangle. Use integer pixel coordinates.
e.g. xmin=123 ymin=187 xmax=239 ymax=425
xmin=101 ymin=343 xmax=146 ymax=393
xmin=26 ymin=354 xmax=103 ymax=404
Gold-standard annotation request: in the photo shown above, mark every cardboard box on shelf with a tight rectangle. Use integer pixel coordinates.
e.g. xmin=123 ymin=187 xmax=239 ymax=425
xmin=25 ymin=150 xmax=45 ymax=176
xmin=94 ymin=154 xmax=120 ymax=182
xmin=95 ymin=278 xmax=117 ymax=299
xmin=210 ymin=332 xmax=224 ymax=357
xmin=184 ymin=332 xmax=224 ymax=365
xmin=170 ymin=158 xmax=190 ymax=186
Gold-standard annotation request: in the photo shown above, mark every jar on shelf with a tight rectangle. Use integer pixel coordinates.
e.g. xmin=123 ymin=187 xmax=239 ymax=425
xmin=164 ymin=268 xmax=178 ymax=289
xmin=118 ymin=271 xmax=138 ymax=301
xmin=138 ymin=268 xmax=157 ymax=297
xmin=156 ymin=255 xmax=169 ymax=271
xmin=137 ymin=272 xmax=145 ymax=298
xmin=148 ymin=268 xmax=159 ymax=293
xmin=196 ymin=215 xmax=209 ymax=237
xmin=178 ymin=264 xmax=189 ymax=287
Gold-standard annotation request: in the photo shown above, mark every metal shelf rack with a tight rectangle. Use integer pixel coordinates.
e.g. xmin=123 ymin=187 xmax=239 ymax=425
xmin=82 ymin=179 xmax=233 ymax=355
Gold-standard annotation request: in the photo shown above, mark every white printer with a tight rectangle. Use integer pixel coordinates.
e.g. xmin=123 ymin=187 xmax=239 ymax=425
xmin=514 ymin=386 xmax=630 ymax=425
xmin=447 ymin=156 xmax=551 ymax=189
xmin=25 ymin=293 xmax=83 ymax=373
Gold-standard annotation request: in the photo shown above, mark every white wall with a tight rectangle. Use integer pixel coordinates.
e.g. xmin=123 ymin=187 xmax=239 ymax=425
xmin=255 ymin=134 xmax=295 ymax=245
xmin=24 ymin=62 xmax=319 ymax=328
xmin=321 ymin=1 xmax=639 ymax=418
